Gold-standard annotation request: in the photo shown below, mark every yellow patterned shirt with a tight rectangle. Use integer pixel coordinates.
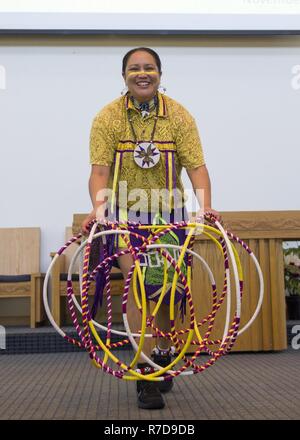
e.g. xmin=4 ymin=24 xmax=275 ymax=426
xmin=89 ymin=92 xmax=205 ymax=211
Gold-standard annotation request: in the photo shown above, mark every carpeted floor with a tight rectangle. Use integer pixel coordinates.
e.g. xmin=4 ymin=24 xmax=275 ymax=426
xmin=0 ymin=348 xmax=299 ymax=420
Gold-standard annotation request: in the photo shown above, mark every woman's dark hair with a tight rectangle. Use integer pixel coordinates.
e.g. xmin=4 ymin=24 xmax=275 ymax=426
xmin=122 ymin=47 xmax=162 ymax=75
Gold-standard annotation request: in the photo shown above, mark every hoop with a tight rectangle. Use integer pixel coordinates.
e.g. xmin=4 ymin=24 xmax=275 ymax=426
xmin=43 ymin=217 xmax=264 ymax=381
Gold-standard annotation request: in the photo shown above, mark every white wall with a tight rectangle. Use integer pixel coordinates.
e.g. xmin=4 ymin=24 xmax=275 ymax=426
xmin=0 ymin=36 xmax=300 ymax=271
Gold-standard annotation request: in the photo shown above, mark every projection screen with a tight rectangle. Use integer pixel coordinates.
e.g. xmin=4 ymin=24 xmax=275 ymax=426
xmin=0 ymin=0 xmax=300 ymax=34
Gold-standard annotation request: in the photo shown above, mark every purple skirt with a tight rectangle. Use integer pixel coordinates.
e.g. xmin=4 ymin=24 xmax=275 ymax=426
xmin=90 ymin=207 xmax=191 ymax=320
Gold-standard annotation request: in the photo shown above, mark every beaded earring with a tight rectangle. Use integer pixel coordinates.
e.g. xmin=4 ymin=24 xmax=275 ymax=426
xmin=121 ymin=85 xmax=128 ymax=96
xmin=158 ymin=85 xmax=167 ymax=94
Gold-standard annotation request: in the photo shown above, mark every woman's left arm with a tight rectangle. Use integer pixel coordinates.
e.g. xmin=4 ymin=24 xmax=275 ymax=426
xmin=187 ymin=164 xmax=221 ymax=221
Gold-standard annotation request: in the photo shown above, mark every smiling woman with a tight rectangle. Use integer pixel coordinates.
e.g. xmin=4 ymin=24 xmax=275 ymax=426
xmin=81 ymin=46 xmax=220 ymax=410
xmin=122 ymin=48 xmax=161 ymax=103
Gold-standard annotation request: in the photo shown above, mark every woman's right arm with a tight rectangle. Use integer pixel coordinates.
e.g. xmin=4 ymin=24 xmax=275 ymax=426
xmin=81 ymin=164 xmax=111 ymax=234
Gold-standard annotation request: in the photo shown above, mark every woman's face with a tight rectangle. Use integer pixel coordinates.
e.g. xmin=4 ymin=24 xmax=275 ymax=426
xmin=123 ymin=50 xmax=161 ymax=102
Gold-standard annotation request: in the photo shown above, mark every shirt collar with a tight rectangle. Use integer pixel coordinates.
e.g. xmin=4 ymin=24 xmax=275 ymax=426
xmin=125 ymin=92 xmax=167 ymax=118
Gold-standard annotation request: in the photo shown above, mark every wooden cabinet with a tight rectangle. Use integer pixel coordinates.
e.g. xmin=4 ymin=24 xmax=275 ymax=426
xmin=184 ymin=211 xmax=300 ymax=351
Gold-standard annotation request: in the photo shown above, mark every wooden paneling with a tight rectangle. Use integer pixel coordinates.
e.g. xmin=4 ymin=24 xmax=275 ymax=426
xmin=0 ymin=228 xmax=40 ymax=275
xmin=185 ymin=236 xmax=287 ymax=352
xmin=73 ymin=211 xmax=300 ymax=240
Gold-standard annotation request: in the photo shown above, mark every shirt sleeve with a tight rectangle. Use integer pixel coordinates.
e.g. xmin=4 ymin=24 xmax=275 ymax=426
xmin=89 ymin=110 xmax=115 ymax=166
xmin=173 ymin=109 xmax=205 ymax=169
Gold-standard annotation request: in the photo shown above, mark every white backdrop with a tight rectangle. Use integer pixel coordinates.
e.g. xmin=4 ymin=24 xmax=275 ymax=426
xmin=1 ymin=0 xmax=300 ymax=31
xmin=0 ymin=37 xmax=300 ymax=271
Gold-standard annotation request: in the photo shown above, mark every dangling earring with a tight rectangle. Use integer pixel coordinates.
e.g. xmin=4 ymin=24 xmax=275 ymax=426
xmin=158 ymin=85 xmax=167 ymax=94
xmin=121 ymin=85 xmax=128 ymax=96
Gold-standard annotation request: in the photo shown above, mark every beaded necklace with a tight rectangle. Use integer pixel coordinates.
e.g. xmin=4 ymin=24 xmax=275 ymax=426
xmin=128 ymin=95 xmax=160 ymax=169
xmin=130 ymin=95 xmax=158 ymax=118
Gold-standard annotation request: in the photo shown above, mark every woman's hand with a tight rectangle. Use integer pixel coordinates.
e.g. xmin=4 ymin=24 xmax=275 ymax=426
xmin=81 ymin=209 xmax=97 ymax=235
xmin=81 ymin=203 xmax=109 ymax=235
xmin=195 ymin=208 xmax=222 ymax=224
xmin=204 ymin=208 xmax=222 ymax=223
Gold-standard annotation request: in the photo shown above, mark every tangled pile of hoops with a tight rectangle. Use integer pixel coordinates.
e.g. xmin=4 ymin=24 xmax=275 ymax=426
xmin=43 ymin=214 xmax=264 ymax=383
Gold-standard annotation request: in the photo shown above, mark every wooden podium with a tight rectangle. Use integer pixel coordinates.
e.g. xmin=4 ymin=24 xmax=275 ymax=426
xmin=73 ymin=211 xmax=300 ymax=352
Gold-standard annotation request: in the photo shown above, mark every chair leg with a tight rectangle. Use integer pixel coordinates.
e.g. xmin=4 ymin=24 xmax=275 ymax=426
xmin=51 ymin=256 xmax=62 ymax=327
xmin=30 ymin=275 xmax=36 ymax=328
